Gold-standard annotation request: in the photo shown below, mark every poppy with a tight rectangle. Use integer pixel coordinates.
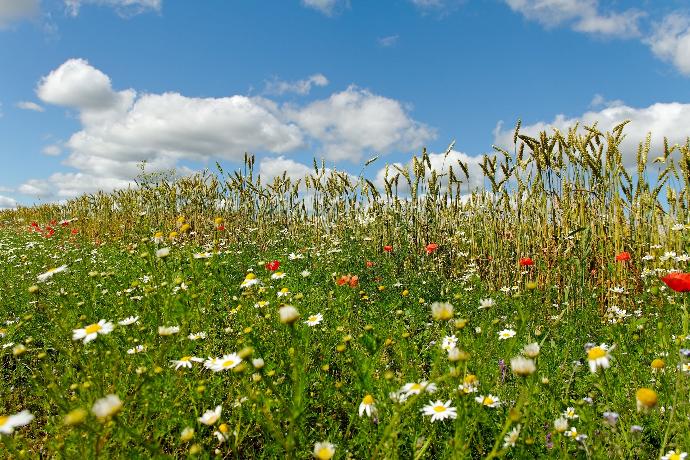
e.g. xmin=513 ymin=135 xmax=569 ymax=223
xmin=265 ymin=260 xmax=280 ymax=271
xmin=71 ymin=228 xmax=79 ymax=235
xmin=661 ymin=273 xmax=690 ymax=292
xmin=44 ymin=227 xmax=55 ymax=238
xmin=217 ymin=224 xmax=225 ymax=231
xmin=519 ymin=257 xmax=534 ymax=266
xmin=383 ymin=245 xmax=393 ymax=253
xmin=615 ymin=252 xmax=631 ymax=262
xmin=366 ymin=261 xmax=375 ymax=268
xmin=425 ymin=243 xmax=439 ymax=255
xmin=336 ymin=274 xmax=359 ymax=288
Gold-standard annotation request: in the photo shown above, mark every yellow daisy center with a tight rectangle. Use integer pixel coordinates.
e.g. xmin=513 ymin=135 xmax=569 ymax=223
xmin=0 ymin=416 xmax=7 ymax=427
xmin=636 ymin=388 xmax=658 ymax=407
xmin=483 ymin=397 xmax=494 ymax=405
xmin=668 ymin=454 xmax=681 ymax=460
xmin=223 ymin=359 xmax=236 ymax=368
xmin=180 ymin=356 xmax=191 ymax=362
xmin=409 ymin=383 xmax=422 ymax=391
xmin=84 ymin=323 xmax=102 ymax=334
xmin=587 ymin=346 xmax=606 ymax=360
xmin=245 ymin=273 xmax=256 ymax=280
xmin=433 ymin=405 xmax=446 ymax=412
xmin=316 ymin=447 xmax=333 ymax=460
xmin=362 ymin=395 xmax=374 ymax=405
xmin=308 ymin=316 xmax=318 ymax=322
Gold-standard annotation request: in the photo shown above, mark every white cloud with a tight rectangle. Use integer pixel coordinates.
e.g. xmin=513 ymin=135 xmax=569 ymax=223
xmin=19 ymin=172 xmax=133 ymax=199
xmin=0 ymin=0 xmax=40 ymax=28
xmin=23 ymin=58 xmax=432 ymax=200
xmin=264 ymin=74 xmax=329 ymax=96
xmin=64 ymin=0 xmax=161 ymax=17
xmin=301 ymin=0 xmax=349 ymax=16
xmin=16 ymin=101 xmax=45 ymax=112
xmin=42 ymin=144 xmax=62 ymax=156
xmin=504 ymin=0 xmax=643 ymax=37
xmin=493 ymin=101 xmax=690 ymax=168
xmin=259 ymin=156 xmax=314 ymax=182
xmin=0 ymin=194 xmax=17 ymax=209
xmin=287 ymin=85 xmax=435 ymax=162
xmin=647 ymin=13 xmax=690 ymax=76
xmin=378 ymin=34 xmax=399 ymax=47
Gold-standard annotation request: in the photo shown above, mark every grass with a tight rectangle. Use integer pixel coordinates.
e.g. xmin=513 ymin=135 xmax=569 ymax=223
xmin=1 ymin=122 xmax=690 ymax=458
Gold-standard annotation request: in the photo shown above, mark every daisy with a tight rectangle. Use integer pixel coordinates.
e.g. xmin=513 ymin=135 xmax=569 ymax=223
xmin=522 ymin=342 xmax=540 ymax=357
xmin=563 ymin=407 xmax=578 ymax=420
xmin=288 ymin=252 xmax=304 ymax=260
xmin=171 ymin=356 xmax=203 ymax=370
xmin=430 ymin=302 xmax=454 ymax=321
xmin=188 ymin=332 xmax=207 ymax=340
xmin=586 ymin=344 xmax=611 ymax=373
xmin=553 ymin=417 xmax=569 ymax=433
xmin=475 ymin=394 xmax=501 ymax=408
xmin=636 ymin=388 xmax=658 ymax=412
xmin=421 ymin=400 xmax=457 ymax=422
xmin=91 ymin=394 xmax=122 ymax=420
xmin=72 ymin=319 xmax=114 ymax=343
xmin=661 ymin=450 xmax=688 ymax=460
xmin=193 ymin=252 xmax=213 ymax=259
xmin=459 ymin=374 xmax=479 ymax=394
xmin=401 ymin=381 xmax=437 ymax=395
xmin=503 ymin=424 xmax=521 ymax=448
xmin=301 ymin=270 xmax=311 ymax=277
xmin=240 ymin=273 xmax=260 ymax=289
xmin=277 ymin=287 xmax=291 ymax=298
xmin=199 ymin=405 xmax=222 ymax=425
xmin=0 ymin=410 xmax=34 ymax=434
xmin=155 ymin=247 xmax=170 ymax=258
xmin=210 ymin=353 xmax=243 ymax=372
xmin=37 ymin=265 xmax=68 ymax=282
xmin=565 ymin=427 xmax=579 ymax=439
xmin=118 ymin=316 xmax=139 ymax=326
xmin=313 ymin=441 xmax=336 ymax=459
xmin=279 ymin=305 xmax=300 ymax=324
xmin=479 ymin=298 xmax=494 ymax=309
xmin=510 ymin=356 xmax=536 ymax=376
xmin=359 ymin=394 xmax=377 ymax=418
xmin=254 ymin=301 xmax=269 ymax=309
xmin=441 ymin=335 xmax=458 ymax=351
xmin=498 ymin=329 xmax=516 ymax=340
xmin=158 ymin=326 xmax=180 ymax=336
xmin=127 ymin=345 xmax=146 ymax=354
xmin=305 ymin=313 xmax=323 ymax=326
xmin=271 ymin=271 xmax=286 ymax=280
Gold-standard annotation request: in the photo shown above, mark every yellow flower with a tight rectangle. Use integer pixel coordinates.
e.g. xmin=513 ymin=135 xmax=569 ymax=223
xmin=636 ymin=388 xmax=658 ymax=412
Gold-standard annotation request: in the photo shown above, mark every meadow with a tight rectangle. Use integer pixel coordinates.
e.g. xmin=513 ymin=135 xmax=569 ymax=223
xmin=1 ymin=121 xmax=690 ymax=459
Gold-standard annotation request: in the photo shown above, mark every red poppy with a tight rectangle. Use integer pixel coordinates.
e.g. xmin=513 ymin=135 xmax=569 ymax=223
xmin=425 ymin=243 xmax=439 ymax=255
xmin=336 ymin=274 xmax=359 ymax=288
xmin=661 ymin=273 xmax=690 ymax=292
xmin=615 ymin=251 xmax=631 ymax=262
xmin=383 ymin=245 xmax=393 ymax=253
xmin=49 ymin=219 xmax=57 ymax=226
xmin=217 ymin=224 xmax=225 ymax=231
xmin=519 ymin=257 xmax=534 ymax=266
xmin=30 ymin=221 xmax=39 ymax=228
xmin=44 ymin=227 xmax=55 ymax=238
xmin=265 ymin=260 xmax=280 ymax=271
xmin=366 ymin=261 xmax=375 ymax=268
xmin=71 ymin=228 xmax=79 ymax=235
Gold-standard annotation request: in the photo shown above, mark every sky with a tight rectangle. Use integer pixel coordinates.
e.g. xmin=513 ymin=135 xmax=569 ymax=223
xmin=1 ymin=0 xmax=690 ymax=208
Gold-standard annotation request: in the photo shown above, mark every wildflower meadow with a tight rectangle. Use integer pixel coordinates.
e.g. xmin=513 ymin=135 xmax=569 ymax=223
xmin=2 ymin=123 xmax=690 ymax=458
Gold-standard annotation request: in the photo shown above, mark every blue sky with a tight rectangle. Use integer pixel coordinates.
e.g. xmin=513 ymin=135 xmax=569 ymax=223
xmin=1 ymin=0 xmax=690 ymax=207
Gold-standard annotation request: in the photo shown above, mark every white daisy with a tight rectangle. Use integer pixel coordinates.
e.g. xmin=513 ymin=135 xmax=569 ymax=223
xmin=188 ymin=332 xmax=207 ymax=340
xmin=475 ymin=394 xmax=501 ymax=408
xmin=401 ymin=381 xmax=437 ymax=395
xmin=91 ymin=394 xmax=122 ymax=420
xmin=479 ymin=298 xmax=494 ymax=309
xmin=420 ymin=400 xmax=457 ymax=422
xmin=171 ymin=356 xmax=203 ymax=370
xmin=198 ymin=405 xmax=222 ymax=425
xmin=209 ymin=353 xmax=243 ymax=372
xmin=305 ymin=313 xmax=323 ymax=326
xmin=358 ymin=394 xmax=377 ymax=418
xmin=586 ymin=344 xmax=611 ymax=373
xmin=158 ymin=326 xmax=180 ymax=336
xmin=498 ymin=329 xmax=516 ymax=340
xmin=72 ymin=320 xmax=114 ymax=344
xmin=37 ymin=265 xmax=68 ymax=282
xmin=0 ymin=410 xmax=34 ymax=434
xmin=118 ymin=316 xmax=139 ymax=326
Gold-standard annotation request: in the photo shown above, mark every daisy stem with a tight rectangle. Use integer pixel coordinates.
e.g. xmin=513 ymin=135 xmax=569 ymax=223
xmin=658 ymin=362 xmax=682 ymax=460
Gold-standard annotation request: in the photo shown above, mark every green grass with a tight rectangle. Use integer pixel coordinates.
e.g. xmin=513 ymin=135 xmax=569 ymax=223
xmin=0 ymin=222 xmax=689 ymax=459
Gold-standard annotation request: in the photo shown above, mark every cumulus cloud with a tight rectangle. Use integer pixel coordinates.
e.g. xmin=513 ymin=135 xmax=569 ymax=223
xmin=0 ymin=194 xmax=17 ymax=209
xmin=21 ymin=58 xmax=432 ymax=200
xmin=64 ymin=0 xmax=162 ymax=17
xmin=264 ymin=74 xmax=329 ymax=96
xmin=301 ymin=0 xmax=349 ymax=16
xmin=0 ymin=0 xmax=40 ymax=28
xmin=16 ymin=101 xmax=45 ymax=112
xmin=493 ymin=101 xmax=690 ymax=167
xmin=646 ymin=13 xmax=690 ymax=76
xmin=504 ymin=0 xmax=644 ymax=37
xmin=259 ymin=156 xmax=314 ymax=183
xmin=19 ymin=172 xmax=133 ymax=198
xmin=287 ymin=85 xmax=435 ymax=162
